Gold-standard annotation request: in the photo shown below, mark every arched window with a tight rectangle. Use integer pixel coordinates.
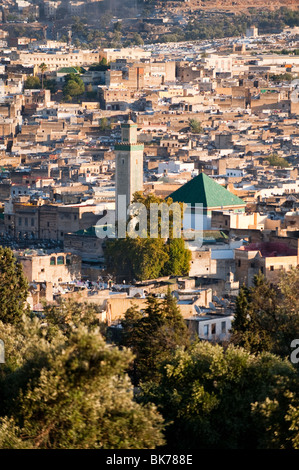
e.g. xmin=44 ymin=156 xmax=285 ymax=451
xmin=50 ymin=257 xmax=56 ymax=266
xmin=57 ymin=256 xmax=64 ymax=265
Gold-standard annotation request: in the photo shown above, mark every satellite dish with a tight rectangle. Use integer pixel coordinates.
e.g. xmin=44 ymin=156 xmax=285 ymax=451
xmin=209 ymin=302 xmax=216 ymax=311
xmin=213 ymin=295 xmax=221 ymax=304
xmin=195 ymin=305 xmax=202 ymax=315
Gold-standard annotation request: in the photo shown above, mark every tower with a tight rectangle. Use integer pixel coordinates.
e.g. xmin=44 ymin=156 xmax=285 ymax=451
xmin=115 ymin=119 xmax=144 ymax=224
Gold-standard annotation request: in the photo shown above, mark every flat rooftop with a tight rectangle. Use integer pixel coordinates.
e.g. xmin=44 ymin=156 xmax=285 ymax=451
xmin=238 ymin=242 xmax=297 ymax=257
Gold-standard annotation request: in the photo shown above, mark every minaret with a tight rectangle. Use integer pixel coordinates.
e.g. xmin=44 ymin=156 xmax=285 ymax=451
xmin=115 ymin=118 xmax=144 ymax=225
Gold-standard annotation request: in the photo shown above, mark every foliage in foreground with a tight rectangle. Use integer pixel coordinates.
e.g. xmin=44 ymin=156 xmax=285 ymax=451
xmin=231 ymin=269 xmax=299 ymax=360
xmin=140 ymin=341 xmax=299 ymax=449
xmin=0 ymin=249 xmax=298 ymax=449
xmin=120 ymin=292 xmax=191 ymax=385
xmin=0 ymin=247 xmax=30 ymax=325
xmin=0 ymin=317 xmax=165 ymax=449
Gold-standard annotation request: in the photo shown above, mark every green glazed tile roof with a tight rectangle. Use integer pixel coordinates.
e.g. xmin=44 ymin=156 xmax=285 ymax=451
xmin=167 ymin=172 xmax=245 ymax=208
xmin=73 ymin=226 xmax=97 ymax=236
xmin=73 ymin=225 xmax=115 ymax=237
xmin=57 ymin=67 xmax=79 ymax=74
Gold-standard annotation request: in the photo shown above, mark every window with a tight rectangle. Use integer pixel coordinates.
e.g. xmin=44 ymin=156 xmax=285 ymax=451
xmin=50 ymin=257 xmax=56 ymax=266
xmin=203 ymin=324 xmax=209 ymax=336
xmin=238 ymin=259 xmax=241 ymax=267
xmin=31 ymin=218 xmax=34 ymax=227
xmin=270 ymin=266 xmax=274 ymax=271
xmin=221 ymin=321 xmax=226 ymax=334
xmin=211 ymin=323 xmax=216 ymax=335
xmin=57 ymin=256 xmax=64 ymax=265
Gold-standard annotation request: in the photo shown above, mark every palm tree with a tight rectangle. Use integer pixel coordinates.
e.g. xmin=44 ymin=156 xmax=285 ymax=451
xmin=39 ymin=63 xmax=47 ymax=90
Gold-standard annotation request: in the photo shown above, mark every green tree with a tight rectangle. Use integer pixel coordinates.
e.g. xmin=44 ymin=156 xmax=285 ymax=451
xmin=104 ymin=193 xmax=191 ymax=281
xmin=105 ymin=236 xmax=168 ymax=282
xmin=0 ymin=317 xmax=165 ymax=449
xmin=132 ymin=33 xmax=144 ymax=46
xmin=43 ymin=78 xmax=57 ymax=94
xmin=114 ymin=21 xmax=122 ymax=32
xmin=63 ymin=73 xmax=85 ymax=101
xmin=188 ymin=119 xmax=203 ymax=134
xmin=0 ymin=247 xmax=29 ymax=324
xmin=41 ymin=298 xmax=107 ymax=337
xmin=265 ymin=153 xmax=290 ymax=168
xmin=24 ymin=76 xmax=40 ymax=89
xmin=39 ymin=63 xmax=47 ymax=90
xmin=231 ymin=269 xmax=299 ymax=359
xmin=140 ymin=341 xmax=299 ymax=449
xmin=270 ymin=72 xmax=294 ymax=82
xmin=99 ymin=117 xmax=111 ymax=131
xmin=163 ymin=238 xmax=191 ymax=277
xmin=120 ymin=292 xmax=190 ymax=385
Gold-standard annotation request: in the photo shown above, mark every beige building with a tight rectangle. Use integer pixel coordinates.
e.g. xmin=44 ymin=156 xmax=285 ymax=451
xmin=64 ymin=226 xmax=105 ymax=262
xmin=100 ymin=48 xmax=151 ymax=63
xmin=15 ymin=50 xmax=100 ymax=71
xmin=234 ymin=240 xmax=299 ymax=287
xmin=16 ymin=251 xmax=81 ymax=285
xmin=5 ymin=200 xmax=102 ymax=240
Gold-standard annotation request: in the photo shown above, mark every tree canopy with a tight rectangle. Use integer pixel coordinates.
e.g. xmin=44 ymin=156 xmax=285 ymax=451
xmin=188 ymin=119 xmax=203 ymax=134
xmin=120 ymin=292 xmax=191 ymax=385
xmin=0 ymin=315 xmax=165 ymax=449
xmin=140 ymin=341 xmax=299 ymax=449
xmin=231 ymin=269 xmax=299 ymax=361
xmin=265 ymin=153 xmax=290 ymax=168
xmin=24 ymin=76 xmax=40 ymax=89
xmin=105 ymin=193 xmax=191 ymax=282
xmin=0 ymin=247 xmax=29 ymax=324
xmin=63 ymin=73 xmax=85 ymax=101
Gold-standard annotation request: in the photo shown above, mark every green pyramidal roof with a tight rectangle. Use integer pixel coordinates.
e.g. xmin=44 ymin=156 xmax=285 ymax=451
xmin=167 ymin=172 xmax=245 ymax=208
xmin=57 ymin=67 xmax=79 ymax=74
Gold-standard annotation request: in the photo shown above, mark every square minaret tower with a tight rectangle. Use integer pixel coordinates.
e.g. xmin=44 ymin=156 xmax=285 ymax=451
xmin=115 ymin=119 xmax=144 ymax=223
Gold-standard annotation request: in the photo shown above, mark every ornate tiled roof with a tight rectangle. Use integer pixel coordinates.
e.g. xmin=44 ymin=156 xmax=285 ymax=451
xmin=168 ymin=172 xmax=246 ymax=209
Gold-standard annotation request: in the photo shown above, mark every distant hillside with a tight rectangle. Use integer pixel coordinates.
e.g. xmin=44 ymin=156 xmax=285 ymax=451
xmin=147 ymin=0 xmax=299 ymax=13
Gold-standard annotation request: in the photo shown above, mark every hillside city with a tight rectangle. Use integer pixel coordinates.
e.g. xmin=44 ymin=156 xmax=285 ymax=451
xmin=0 ymin=0 xmax=298 ymax=452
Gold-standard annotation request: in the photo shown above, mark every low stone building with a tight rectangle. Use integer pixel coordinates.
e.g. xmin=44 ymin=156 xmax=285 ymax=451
xmin=234 ymin=240 xmax=299 ymax=287
xmin=16 ymin=250 xmax=81 ymax=285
